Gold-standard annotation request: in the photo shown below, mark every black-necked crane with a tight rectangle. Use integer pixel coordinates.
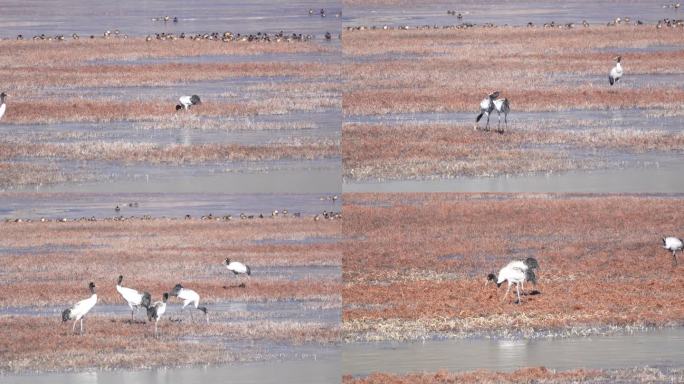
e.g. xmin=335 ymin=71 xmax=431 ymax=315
xmin=609 ymin=56 xmax=623 ymax=86
xmin=662 ymin=236 xmax=683 ymax=266
xmin=475 ymin=91 xmax=499 ymax=131
xmin=147 ymin=292 xmax=168 ymax=337
xmin=62 ymin=282 xmax=98 ymax=334
xmin=177 ymin=95 xmax=201 ymax=110
xmin=486 ymin=257 xmax=539 ymax=304
xmin=224 ymin=258 xmax=251 ymax=288
xmin=492 ymin=97 xmax=510 ymax=133
xmin=0 ymin=92 xmax=7 ymax=121
xmin=502 ymin=257 xmax=539 ymax=293
xmin=116 ymin=275 xmax=151 ymax=322
xmin=170 ymin=283 xmax=208 ymax=323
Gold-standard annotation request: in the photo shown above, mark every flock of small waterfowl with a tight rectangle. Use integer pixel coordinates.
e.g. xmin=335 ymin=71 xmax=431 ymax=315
xmin=62 ymin=258 xmax=251 ymax=336
xmin=12 ymin=29 xmax=335 ymax=43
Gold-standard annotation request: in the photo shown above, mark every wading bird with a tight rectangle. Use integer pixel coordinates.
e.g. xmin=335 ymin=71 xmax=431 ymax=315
xmin=0 ymin=92 xmax=7 ymax=121
xmin=116 ymin=275 xmax=151 ymax=322
xmin=147 ymin=292 xmax=168 ymax=337
xmin=475 ymin=91 xmax=499 ymax=131
xmin=492 ymin=97 xmax=510 ymax=133
xmin=224 ymin=258 xmax=251 ymax=287
xmin=486 ymin=257 xmax=539 ymax=304
xmin=609 ymin=55 xmax=623 ymax=86
xmin=170 ymin=283 xmax=208 ymax=323
xmin=662 ymin=236 xmax=683 ymax=266
xmin=62 ymin=282 xmax=98 ymax=335
xmin=177 ymin=94 xmax=201 ymax=110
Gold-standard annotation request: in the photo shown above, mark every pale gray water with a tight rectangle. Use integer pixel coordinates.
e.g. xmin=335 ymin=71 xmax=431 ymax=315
xmin=344 ymin=0 xmax=677 ymax=27
xmin=346 ymin=109 xmax=684 ymax=133
xmin=0 ymin=356 xmax=341 ymax=384
xmin=1 ymin=111 xmax=341 ymax=146
xmin=0 ymin=0 xmax=342 ymax=38
xmin=0 ymin=193 xmax=338 ymax=219
xmin=343 ymin=328 xmax=684 ymax=377
xmin=345 ymin=156 xmax=684 ymax=193
xmin=4 ymin=158 xmax=341 ymax=194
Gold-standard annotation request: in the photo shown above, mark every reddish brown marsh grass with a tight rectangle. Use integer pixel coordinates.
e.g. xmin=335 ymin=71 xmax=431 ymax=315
xmin=3 ymin=100 xmax=259 ymax=124
xmin=343 ymin=194 xmax=684 ymax=341
xmin=343 ymin=27 xmax=684 ymax=115
xmin=0 ymin=315 xmax=338 ymax=373
xmin=0 ymin=218 xmax=341 ymax=307
xmin=0 ymin=140 xmax=338 ymax=165
xmin=3 ymin=61 xmax=334 ymax=91
xmin=342 ymin=367 xmax=684 ymax=384
xmin=343 ymin=123 xmax=684 ymax=180
xmin=0 ymin=38 xmax=329 ymax=67
xmin=343 ymin=367 xmax=602 ymax=384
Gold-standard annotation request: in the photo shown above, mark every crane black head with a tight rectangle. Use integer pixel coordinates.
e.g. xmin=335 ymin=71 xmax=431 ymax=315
xmin=614 ymin=55 xmax=622 ymax=63
xmin=486 ymin=273 xmax=502 ymax=288
xmin=224 ymin=258 xmax=231 ymax=265
xmin=117 ymin=275 xmax=124 ymax=285
xmin=88 ymin=282 xmax=96 ymax=293
xmin=524 ymin=257 xmax=539 ymax=270
xmin=170 ymin=283 xmax=183 ymax=296
xmin=0 ymin=92 xmax=6 ymax=100
xmin=175 ymin=104 xmax=182 ymax=111
xmin=489 ymin=91 xmax=500 ymax=99
xmin=162 ymin=292 xmax=169 ymax=302
xmin=190 ymin=95 xmax=201 ymax=105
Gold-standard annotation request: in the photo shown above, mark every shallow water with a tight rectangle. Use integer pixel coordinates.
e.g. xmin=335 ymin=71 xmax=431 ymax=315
xmin=0 ymin=298 xmax=340 ymax=325
xmin=0 ymin=356 xmax=341 ymax=384
xmin=344 ymin=0 xmax=676 ymax=28
xmin=0 ymin=0 xmax=342 ymax=38
xmin=343 ymin=328 xmax=684 ymax=376
xmin=2 ymin=110 xmax=341 ymax=146
xmin=345 ymin=154 xmax=684 ymax=193
xmin=4 ymin=158 xmax=341 ymax=194
xmin=0 ymin=193 xmax=339 ymax=219
xmin=346 ymin=108 xmax=684 ymax=133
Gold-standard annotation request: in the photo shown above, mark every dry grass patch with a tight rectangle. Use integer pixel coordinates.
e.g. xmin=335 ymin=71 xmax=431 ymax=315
xmin=343 ymin=122 xmax=684 ymax=180
xmin=0 ymin=218 xmax=341 ymax=307
xmin=0 ymin=38 xmax=329 ymax=67
xmin=0 ymin=140 xmax=339 ymax=165
xmin=343 ymin=367 xmax=684 ymax=384
xmin=343 ymin=27 xmax=684 ymax=115
xmin=343 ymin=194 xmax=684 ymax=341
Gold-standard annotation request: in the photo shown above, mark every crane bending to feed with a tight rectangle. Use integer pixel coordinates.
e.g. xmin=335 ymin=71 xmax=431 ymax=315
xmin=116 ymin=275 xmax=152 ymax=322
xmin=487 ymin=257 xmax=539 ymax=304
xmin=170 ymin=283 xmax=209 ymax=323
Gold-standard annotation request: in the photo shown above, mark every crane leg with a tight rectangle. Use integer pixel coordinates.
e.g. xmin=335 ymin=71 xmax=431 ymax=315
xmin=485 ymin=114 xmax=491 ymax=131
xmin=72 ymin=320 xmax=78 ymax=333
xmin=155 ymin=320 xmax=158 ymax=337
xmin=131 ymin=310 xmax=134 ymax=323
xmin=673 ymin=251 xmax=678 ymax=266
xmin=502 ymin=284 xmax=511 ymax=302
xmin=80 ymin=318 xmax=84 ymax=334
xmin=515 ymin=284 xmax=521 ymax=304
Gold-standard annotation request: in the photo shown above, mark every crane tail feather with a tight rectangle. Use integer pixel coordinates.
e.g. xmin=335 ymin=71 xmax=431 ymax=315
xmin=476 ymin=111 xmax=484 ymax=122
xmin=246 ymin=266 xmax=251 ymax=276
xmin=609 ymin=75 xmax=614 ymax=85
